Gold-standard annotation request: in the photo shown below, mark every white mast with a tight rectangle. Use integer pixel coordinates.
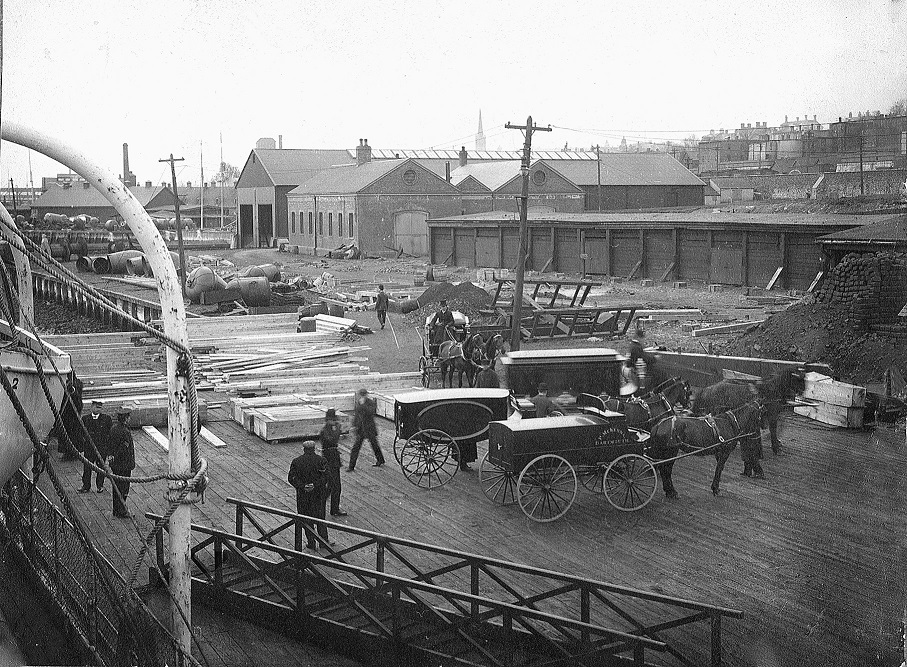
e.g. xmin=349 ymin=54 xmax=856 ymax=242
xmin=219 ymin=132 xmax=225 ymax=228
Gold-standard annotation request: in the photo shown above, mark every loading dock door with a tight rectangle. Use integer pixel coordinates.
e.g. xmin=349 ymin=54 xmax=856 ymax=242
xmin=258 ymin=204 xmax=273 ymax=248
xmin=239 ymin=204 xmax=254 ymax=249
xmin=394 ymin=211 xmax=428 ymax=257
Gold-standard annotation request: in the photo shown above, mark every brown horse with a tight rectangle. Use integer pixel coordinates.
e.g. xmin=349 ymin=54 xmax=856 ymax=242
xmin=693 ymin=371 xmax=803 ymax=455
xmin=437 ymin=330 xmax=482 ymax=388
xmin=577 ymin=377 xmax=691 ymax=429
xmin=647 ymin=401 xmax=763 ymax=498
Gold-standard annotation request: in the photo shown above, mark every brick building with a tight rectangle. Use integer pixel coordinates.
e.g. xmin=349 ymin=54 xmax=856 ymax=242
xmin=235 ymin=148 xmax=351 ymax=248
xmin=285 ymin=154 xmax=461 ymax=257
xmin=449 ymin=160 xmax=584 ymax=215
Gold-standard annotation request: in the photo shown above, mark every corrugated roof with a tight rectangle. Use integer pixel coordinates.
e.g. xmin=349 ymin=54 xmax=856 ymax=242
xmin=253 ymin=149 xmax=353 ymax=186
xmin=32 ymin=184 xmax=174 ymax=208
xmin=347 ymin=148 xmax=599 ymax=161
xmin=449 ymin=162 xmax=522 ymax=190
xmin=287 ymin=159 xmax=410 ymax=195
xmin=818 ymin=216 xmax=907 ymax=242
xmin=429 ymin=210 xmax=901 ymax=228
xmin=550 ymin=153 xmax=704 ymax=187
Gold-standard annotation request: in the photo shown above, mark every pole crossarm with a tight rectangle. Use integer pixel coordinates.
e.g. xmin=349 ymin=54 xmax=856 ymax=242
xmin=159 ymin=155 xmax=189 ymax=295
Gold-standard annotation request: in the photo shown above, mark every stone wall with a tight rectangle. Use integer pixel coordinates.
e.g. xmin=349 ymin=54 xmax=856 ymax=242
xmin=814 ymin=170 xmax=907 ymax=199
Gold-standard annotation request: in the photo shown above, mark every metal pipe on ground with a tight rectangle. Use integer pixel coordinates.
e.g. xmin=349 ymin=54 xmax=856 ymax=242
xmin=76 ymin=256 xmax=101 ymax=273
xmin=96 ymin=250 xmax=144 ymax=275
xmin=224 ymin=276 xmax=270 ymax=307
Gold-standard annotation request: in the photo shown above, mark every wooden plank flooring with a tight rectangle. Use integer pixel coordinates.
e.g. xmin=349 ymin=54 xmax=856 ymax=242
xmin=37 ymin=404 xmax=907 ymax=667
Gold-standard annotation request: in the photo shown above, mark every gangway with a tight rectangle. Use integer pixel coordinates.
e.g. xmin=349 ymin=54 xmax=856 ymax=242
xmin=148 ymin=498 xmax=742 ymax=666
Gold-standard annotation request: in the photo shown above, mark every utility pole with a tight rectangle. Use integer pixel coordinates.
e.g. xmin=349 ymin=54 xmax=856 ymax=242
xmin=8 ymin=178 xmax=17 ymax=216
xmin=200 ymin=141 xmax=204 ymax=232
xmin=159 ymin=154 xmax=188 ymax=294
xmin=504 ymin=116 xmax=552 ymax=351
xmin=595 ymin=144 xmax=602 ymax=212
xmin=858 ymin=134 xmax=865 ymax=196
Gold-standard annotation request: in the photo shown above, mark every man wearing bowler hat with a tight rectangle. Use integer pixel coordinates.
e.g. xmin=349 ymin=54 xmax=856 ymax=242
xmin=79 ymin=400 xmax=112 ymax=494
xmin=347 ymin=388 xmax=385 ymax=471
xmin=108 ymin=408 xmax=136 ymax=518
xmin=319 ymin=408 xmax=347 ymax=516
xmin=288 ymin=440 xmax=332 ymax=550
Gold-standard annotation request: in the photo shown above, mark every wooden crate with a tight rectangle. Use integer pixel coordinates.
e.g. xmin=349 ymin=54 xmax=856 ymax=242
xmin=794 ymin=404 xmax=863 ymax=429
xmin=247 ymin=405 xmax=352 ymax=442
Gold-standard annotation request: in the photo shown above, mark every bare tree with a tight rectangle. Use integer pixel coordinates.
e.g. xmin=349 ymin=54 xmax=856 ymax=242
xmin=216 ymin=161 xmax=240 ymax=186
xmin=888 ymin=98 xmax=907 ymax=116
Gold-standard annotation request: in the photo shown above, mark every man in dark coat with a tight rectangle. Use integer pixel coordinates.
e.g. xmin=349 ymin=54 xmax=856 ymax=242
xmin=319 ymin=408 xmax=347 ymax=516
xmin=427 ymin=300 xmax=455 ymax=355
xmin=108 ymin=409 xmax=136 ymax=518
xmin=57 ymin=374 xmax=84 ymax=461
xmin=529 ymin=383 xmax=560 ymax=418
xmin=347 ymin=388 xmax=385 ymax=471
xmin=288 ymin=440 xmax=331 ymax=549
xmin=79 ymin=400 xmax=112 ymax=493
xmin=375 ymin=285 xmax=390 ymax=330
xmin=475 ymin=364 xmax=500 ymax=389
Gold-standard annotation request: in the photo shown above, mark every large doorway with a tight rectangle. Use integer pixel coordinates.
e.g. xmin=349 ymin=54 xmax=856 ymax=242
xmin=239 ymin=204 xmax=254 ymax=248
xmin=257 ymin=204 xmax=273 ymax=248
xmin=394 ymin=211 xmax=428 ymax=256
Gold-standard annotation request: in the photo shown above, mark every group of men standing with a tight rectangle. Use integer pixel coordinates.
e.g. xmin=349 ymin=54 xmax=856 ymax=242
xmin=287 ymin=387 xmax=385 ymax=550
xmin=56 ymin=376 xmax=136 ymax=519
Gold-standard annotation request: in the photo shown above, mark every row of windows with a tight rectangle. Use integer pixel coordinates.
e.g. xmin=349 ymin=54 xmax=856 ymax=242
xmin=290 ymin=211 xmax=355 ymax=238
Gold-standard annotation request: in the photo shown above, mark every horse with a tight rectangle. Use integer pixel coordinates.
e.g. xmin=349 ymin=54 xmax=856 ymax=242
xmin=483 ymin=333 xmax=507 ymax=370
xmin=692 ymin=370 xmax=803 ymax=455
xmin=647 ymin=401 xmax=763 ymax=498
xmin=579 ymin=377 xmax=691 ymax=429
xmin=437 ymin=329 xmax=482 ymax=388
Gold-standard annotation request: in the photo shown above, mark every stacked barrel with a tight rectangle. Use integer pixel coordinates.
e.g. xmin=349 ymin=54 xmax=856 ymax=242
xmin=816 ymin=252 xmax=907 ymax=328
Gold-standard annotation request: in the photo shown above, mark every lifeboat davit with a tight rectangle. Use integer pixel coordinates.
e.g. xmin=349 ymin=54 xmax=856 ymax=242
xmin=0 ymin=320 xmax=71 ymax=486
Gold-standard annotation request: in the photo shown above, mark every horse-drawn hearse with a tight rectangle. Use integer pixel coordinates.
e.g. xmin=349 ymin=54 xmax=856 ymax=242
xmin=418 ymin=312 xmax=508 ymax=388
xmin=392 ymin=388 xmax=515 ymax=488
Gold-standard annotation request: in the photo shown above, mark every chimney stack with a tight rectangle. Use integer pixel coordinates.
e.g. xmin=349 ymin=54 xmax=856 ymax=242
xmin=445 ymin=162 xmax=451 ymax=182
xmin=82 ymin=182 xmax=90 ymax=189
xmin=145 ymin=181 xmax=152 ymax=188
xmin=356 ymin=139 xmax=372 ymax=166
xmin=279 ymin=134 xmax=283 ymax=149
xmin=459 ymin=146 xmax=468 ymax=167
xmin=785 ymin=115 xmax=788 ymax=123
xmin=122 ymin=143 xmax=135 ymax=187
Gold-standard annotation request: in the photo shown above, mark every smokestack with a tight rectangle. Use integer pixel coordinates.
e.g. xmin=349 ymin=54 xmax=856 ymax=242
xmin=459 ymin=146 xmax=468 ymax=167
xmin=445 ymin=162 xmax=451 ymax=182
xmin=123 ymin=143 xmax=130 ymax=186
xmin=279 ymin=134 xmax=283 ymax=149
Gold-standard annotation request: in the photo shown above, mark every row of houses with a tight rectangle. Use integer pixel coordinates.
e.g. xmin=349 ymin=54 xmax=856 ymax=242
xmin=235 ymin=141 xmax=706 ymax=255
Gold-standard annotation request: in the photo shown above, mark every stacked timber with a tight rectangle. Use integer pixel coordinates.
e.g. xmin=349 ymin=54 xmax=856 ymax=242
xmin=794 ymin=372 xmax=865 ymax=428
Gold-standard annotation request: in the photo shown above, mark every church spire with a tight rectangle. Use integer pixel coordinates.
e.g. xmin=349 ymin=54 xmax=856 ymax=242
xmin=475 ymin=109 xmax=487 ymax=151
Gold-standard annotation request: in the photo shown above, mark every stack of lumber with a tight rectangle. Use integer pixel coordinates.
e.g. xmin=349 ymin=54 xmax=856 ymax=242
xmin=314 ymin=313 xmax=359 ymax=333
xmin=794 ymin=372 xmax=865 ymax=428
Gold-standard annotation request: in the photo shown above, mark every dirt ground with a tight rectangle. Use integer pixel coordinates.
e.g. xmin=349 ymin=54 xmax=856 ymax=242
xmin=39 ymin=246 xmax=903 ymax=386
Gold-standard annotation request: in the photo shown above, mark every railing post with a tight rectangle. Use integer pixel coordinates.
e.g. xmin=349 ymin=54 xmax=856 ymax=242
xmin=392 ymin=583 xmax=401 ymax=662
xmin=502 ymin=610 xmax=513 ymax=667
xmin=213 ymin=535 xmax=222 ymax=587
xmin=376 ymin=540 xmax=385 ymax=591
xmin=470 ymin=560 xmax=479 ymax=621
xmin=711 ymin=612 xmax=722 ymax=667
xmin=294 ymin=517 xmax=303 ymax=553
xmin=580 ymin=584 xmax=590 ymax=645
xmin=235 ymin=503 xmax=243 ymax=538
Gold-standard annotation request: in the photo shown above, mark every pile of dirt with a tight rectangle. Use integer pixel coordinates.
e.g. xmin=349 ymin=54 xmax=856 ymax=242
xmin=720 ymin=300 xmax=907 ymax=385
xmin=404 ymin=281 xmax=494 ymax=325
xmin=34 ymin=300 xmax=120 ymax=335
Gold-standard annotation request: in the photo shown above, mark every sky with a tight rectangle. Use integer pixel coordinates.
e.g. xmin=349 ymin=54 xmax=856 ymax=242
xmin=1 ymin=0 xmax=906 ymax=189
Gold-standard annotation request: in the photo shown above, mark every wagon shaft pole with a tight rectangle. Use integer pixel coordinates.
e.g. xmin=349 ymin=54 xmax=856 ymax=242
xmin=505 ymin=117 xmax=551 ymax=351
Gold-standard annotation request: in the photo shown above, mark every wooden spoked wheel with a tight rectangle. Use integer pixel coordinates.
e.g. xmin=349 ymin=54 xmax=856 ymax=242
xmin=604 ymin=454 xmax=657 ymax=512
xmin=517 ymin=454 xmax=577 ymax=522
xmin=479 ymin=452 xmax=518 ymax=505
xmin=419 ymin=357 xmax=430 ymax=388
xmin=400 ymin=429 xmax=460 ymax=489
xmin=577 ymin=464 xmax=609 ymax=494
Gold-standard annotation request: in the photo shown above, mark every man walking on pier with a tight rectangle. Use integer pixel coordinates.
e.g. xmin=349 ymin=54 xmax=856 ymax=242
xmin=347 ymin=388 xmax=385 ymax=471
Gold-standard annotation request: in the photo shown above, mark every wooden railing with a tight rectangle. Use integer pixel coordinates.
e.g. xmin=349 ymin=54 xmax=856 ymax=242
xmin=150 ymin=497 xmax=742 ymax=666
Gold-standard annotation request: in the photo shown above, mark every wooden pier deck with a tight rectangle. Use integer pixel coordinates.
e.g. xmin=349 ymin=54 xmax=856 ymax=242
xmin=36 ymin=401 xmax=907 ymax=667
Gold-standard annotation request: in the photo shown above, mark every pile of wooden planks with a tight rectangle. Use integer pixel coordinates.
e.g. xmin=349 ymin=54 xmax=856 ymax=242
xmin=794 ymin=372 xmax=865 ymax=428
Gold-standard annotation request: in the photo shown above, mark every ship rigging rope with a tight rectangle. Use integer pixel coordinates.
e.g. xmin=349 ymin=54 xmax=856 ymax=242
xmin=0 ymin=214 xmax=213 ymax=663
xmin=0 ymin=364 xmax=207 ymax=667
xmin=0 ymin=215 xmax=202 ymax=474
